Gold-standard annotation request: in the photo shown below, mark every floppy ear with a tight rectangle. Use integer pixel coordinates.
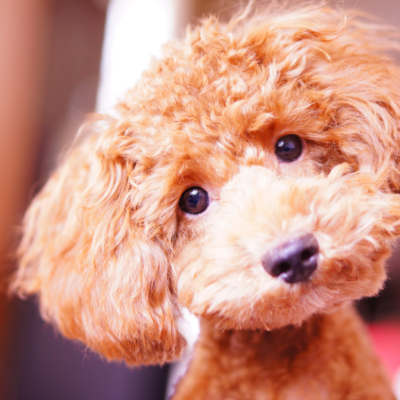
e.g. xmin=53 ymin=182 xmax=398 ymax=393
xmin=11 ymin=118 xmax=186 ymax=365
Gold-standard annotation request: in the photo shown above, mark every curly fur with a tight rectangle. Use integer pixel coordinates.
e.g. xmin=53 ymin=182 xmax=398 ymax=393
xmin=11 ymin=2 xmax=400 ymax=398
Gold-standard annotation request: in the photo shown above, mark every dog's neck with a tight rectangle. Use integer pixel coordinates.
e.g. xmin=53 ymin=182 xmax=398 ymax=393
xmin=172 ymin=304 xmax=394 ymax=400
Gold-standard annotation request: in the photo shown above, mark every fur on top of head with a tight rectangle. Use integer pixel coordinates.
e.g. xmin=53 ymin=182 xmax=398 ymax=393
xmin=11 ymin=2 xmax=400 ymax=365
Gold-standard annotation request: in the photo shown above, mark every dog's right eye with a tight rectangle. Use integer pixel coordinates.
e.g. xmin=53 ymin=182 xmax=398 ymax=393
xmin=275 ymin=134 xmax=302 ymax=162
xmin=179 ymin=187 xmax=209 ymax=215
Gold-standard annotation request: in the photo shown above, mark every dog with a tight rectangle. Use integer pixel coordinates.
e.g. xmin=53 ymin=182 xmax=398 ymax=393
xmin=12 ymin=2 xmax=400 ymax=399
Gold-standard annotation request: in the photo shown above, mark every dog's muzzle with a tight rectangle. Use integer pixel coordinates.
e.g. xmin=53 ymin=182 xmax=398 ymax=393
xmin=262 ymin=233 xmax=319 ymax=283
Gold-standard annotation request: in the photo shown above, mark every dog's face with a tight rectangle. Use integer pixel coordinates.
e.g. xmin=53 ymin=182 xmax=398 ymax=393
xmin=12 ymin=5 xmax=400 ymax=364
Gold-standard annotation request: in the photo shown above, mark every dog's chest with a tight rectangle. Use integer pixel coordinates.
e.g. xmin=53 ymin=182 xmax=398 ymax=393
xmin=172 ymin=320 xmax=334 ymax=400
xmin=279 ymin=381 xmax=330 ymax=400
xmin=172 ymin=358 xmax=333 ymax=400
xmin=171 ymin=310 xmax=395 ymax=400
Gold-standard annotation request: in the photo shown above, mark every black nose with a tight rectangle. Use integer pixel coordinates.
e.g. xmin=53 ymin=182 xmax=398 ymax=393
xmin=262 ymin=233 xmax=319 ymax=283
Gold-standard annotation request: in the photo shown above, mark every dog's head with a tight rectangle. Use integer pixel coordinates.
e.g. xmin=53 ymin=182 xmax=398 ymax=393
xmin=12 ymin=4 xmax=400 ymax=364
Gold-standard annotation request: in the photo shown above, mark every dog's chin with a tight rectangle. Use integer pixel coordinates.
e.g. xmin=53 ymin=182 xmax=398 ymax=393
xmin=182 ymin=267 xmax=386 ymax=332
xmin=202 ymin=310 xmax=314 ymax=332
xmin=204 ymin=298 xmax=350 ymax=332
xmin=193 ymin=302 xmax=324 ymax=332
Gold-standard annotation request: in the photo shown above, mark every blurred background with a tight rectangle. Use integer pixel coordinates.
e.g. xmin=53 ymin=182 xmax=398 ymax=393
xmin=1 ymin=0 xmax=400 ymax=399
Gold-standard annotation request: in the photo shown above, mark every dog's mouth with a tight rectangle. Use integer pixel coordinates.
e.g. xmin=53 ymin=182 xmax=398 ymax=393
xmin=261 ymin=232 xmax=319 ymax=284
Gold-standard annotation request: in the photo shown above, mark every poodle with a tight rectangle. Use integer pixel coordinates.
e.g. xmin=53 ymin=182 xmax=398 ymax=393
xmin=12 ymin=3 xmax=400 ymax=399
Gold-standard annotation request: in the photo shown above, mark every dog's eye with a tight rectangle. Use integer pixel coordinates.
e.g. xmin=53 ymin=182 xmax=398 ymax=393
xmin=275 ymin=135 xmax=302 ymax=162
xmin=179 ymin=187 xmax=209 ymax=215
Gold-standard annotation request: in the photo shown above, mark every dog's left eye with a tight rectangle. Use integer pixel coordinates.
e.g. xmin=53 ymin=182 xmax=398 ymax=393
xmin=179 ymin=187 xmax=209 ymax=215
xmin=275 ymin=134 xmax=302 ymax=162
